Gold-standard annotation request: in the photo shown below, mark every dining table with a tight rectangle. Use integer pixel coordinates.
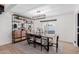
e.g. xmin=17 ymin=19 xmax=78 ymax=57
xmin=26 ymin=32 xmax=58 ymax=52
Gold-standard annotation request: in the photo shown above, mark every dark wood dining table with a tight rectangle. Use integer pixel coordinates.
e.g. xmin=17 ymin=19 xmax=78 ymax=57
xmin=26 ymin=33 xmax=58 ymax=52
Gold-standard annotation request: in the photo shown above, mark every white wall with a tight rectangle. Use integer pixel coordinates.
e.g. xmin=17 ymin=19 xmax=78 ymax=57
xmin=33 ymin=12 xmax=76 ymax=43
xmin=0 ymin=12 xmax=12 ymax=46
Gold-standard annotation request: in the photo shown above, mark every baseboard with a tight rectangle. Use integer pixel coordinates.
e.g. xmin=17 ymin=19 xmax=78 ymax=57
xmin=0 ymin=41 xmax=12 ymax=46
xmin=59 ymin=40 xmax=73 ymax=44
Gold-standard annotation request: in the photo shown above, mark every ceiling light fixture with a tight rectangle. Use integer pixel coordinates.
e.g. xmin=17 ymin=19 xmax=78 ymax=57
xmin=37 ymin=10 xmax=41 ymax=13
xmin=32 ymin=14 xmax=46 ymax=20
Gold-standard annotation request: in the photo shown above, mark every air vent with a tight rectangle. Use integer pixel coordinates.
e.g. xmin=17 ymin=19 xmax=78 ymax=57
xmin=0 ymin=5 xmax=4 ymax=14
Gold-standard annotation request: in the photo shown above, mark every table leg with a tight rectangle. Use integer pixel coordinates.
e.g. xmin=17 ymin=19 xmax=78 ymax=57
xmin=56 ymin=44 xmax=58 ymax=52
xmin=41 ymin=37 xmax=42 ymax=51
xmin=47 ymin=38 xmax=49 ymax=52
xmin=34 ymin=36 xmax=36 ymax=48
xmin=56 ymin=40 xmax=58 ymax=52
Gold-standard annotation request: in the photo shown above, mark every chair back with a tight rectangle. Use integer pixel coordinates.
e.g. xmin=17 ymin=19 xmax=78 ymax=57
xmin=56 ymin=35 xmax=59 ymax=44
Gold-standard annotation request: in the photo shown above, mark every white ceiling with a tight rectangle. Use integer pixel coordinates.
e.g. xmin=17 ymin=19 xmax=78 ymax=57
xmin=25 ymin=4 xmax=76 ymax=17
xmin=5 ymin=4 xmax=78 ymax=18
xmin=4 ymin=4 xmax=16 ymax=12
xmin=10 ymin=4 xmax=45 ymax=16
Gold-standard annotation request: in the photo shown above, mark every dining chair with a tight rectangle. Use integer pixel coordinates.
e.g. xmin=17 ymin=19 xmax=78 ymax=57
xmin=49 ymin=35 xmax=59 ymax=52
xmin=41 ymin=35 xmax=59 ymax=52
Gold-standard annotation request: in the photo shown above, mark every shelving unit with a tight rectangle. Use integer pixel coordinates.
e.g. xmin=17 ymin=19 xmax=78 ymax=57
xmin=12 ymin=14 xmax=30 ymax=43
xmin=12 ymin=14 xmax=34 ymax=43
